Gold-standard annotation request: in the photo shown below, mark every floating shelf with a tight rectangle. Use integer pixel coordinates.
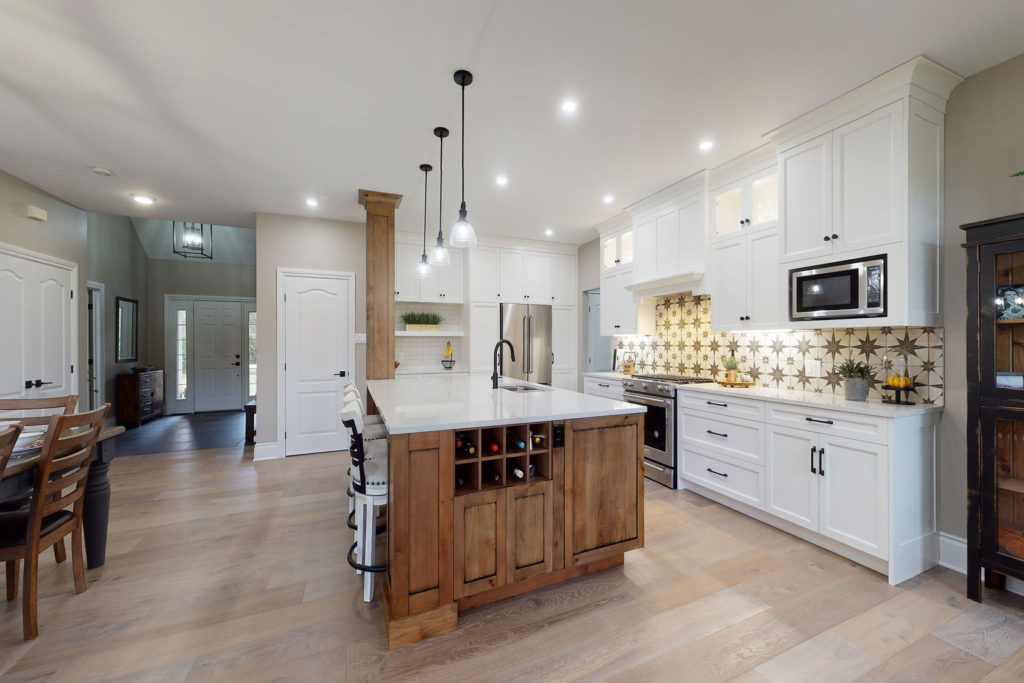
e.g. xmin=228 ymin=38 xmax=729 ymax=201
xmin=395 ymin=330 xmax=465 ymax=337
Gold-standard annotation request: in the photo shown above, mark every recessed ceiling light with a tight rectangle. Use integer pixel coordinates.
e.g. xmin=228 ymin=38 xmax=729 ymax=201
xmin=495 ymin=175 xmax=508 ymax=187
xmin=305 ymin=197 xmax=319 ymax=208
xmin=698 ymin=139 xmax=714 ymax=152
xmin=544 ymin=228 xmax=553 ymax=237
xmin=561 ymin=99 xmax=578 ymax=114
xmin=131 ymin=193 xmax=155 ymax=205
xmin=603 ymin=194 xmax=614 ymax=204
xmin=91 ymin=166 xmax=115 ymax=177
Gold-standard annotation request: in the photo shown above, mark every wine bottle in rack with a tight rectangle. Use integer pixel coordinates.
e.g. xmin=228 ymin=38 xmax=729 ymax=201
xmin=531 ymin=432 xmax=545 ymax=446
xmin=511 ymin=439 xmax=527 ymax=451
xmin=529 ymin=463 xmax=536 ymax=476
xmin=456 ymin=475 xmax=465 ymax=488
xmin=489 ymin=469 xmax=501 ymax=482
xmin=487 ymin=441 xmax=500 ymax=454
xmin=512 ymin=467 xmax=526 ymax=480
xmin=455 ymin=436 xmax=476 ymax=457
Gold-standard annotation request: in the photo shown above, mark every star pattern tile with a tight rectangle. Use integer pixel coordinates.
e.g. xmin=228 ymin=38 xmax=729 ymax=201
xmin=612 ymin=292 xmax=944 ymax=405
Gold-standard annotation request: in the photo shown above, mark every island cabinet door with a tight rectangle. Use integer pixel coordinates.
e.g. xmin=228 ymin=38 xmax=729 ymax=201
xmin=454 ymin=489 xmax=507 ymax=598
xmin=506 ymin=480 xmax=554 ymax=583
xmin=564 ymin=415 xmax=643 ymax=565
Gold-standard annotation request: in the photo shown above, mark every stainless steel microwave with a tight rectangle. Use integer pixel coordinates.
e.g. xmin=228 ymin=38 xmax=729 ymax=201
xmin=789 ymin=255 xmax=886 ymax=321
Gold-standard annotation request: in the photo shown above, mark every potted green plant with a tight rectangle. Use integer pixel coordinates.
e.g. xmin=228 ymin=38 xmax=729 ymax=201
xmin=837 ymin=360 xmax=873 ymax=401
xmin=723 ymin=355 xmax=739 ymax=383
xmin=402 ymin=311 xmax=442 ymax=332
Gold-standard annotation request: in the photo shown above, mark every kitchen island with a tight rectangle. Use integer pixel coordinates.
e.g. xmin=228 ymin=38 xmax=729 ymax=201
xmin=365 ymin=374 xmax=646 ymax=648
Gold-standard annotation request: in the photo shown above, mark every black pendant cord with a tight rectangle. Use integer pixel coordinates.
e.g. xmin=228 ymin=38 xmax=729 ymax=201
xmin=438 ymin=134 xmax=444 ymax=238
xmin=460 ymin=81 xmax=465 ymax=207
xmin=422 ymin=167 xmax=429 ymax=255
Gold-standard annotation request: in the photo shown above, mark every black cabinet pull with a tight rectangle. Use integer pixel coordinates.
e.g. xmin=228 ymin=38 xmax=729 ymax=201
xmin=739 ymin=316 xmax=744 ymax=321
xmin=706 ymin=467 xmax=728 ymax=478
xmin=831 ymin=233 xmax=838 ymax=240
xmin=819 ymin=448 xmax=825 ymax=476
xmin=823 ymin=235 xmax=831 ymax=241
xmin=706 ymin=430 xmax=728 ymax=438
xmin=614 ymin=258 xmax=621 ymax=263
xmin=805 ymin=417 xmax=834 ymax=425
xmin=706 ymin=400 xmax=728 ymax=407
xmin=811 ymin=446 xmax=817 ymax=474
xmin=333 ymin=371 xmax=347 ymax=377
xmin=614 ymin=324 xmax=621 ymax=328
xmin=597 ymin=383 xmax=610 ymax=388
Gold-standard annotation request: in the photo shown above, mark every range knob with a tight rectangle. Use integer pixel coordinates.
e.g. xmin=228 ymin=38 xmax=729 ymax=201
xmin=641 ymin=383 xmax=649 ymax=390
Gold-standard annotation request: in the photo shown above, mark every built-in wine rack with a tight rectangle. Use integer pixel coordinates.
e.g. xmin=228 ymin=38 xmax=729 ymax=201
xmin=454 ymin=422 xmax=554 ymax=495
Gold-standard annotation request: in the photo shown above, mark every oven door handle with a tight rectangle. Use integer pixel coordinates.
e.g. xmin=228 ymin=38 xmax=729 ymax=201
xmin=623 ymin=392 xmax=672 ymax=409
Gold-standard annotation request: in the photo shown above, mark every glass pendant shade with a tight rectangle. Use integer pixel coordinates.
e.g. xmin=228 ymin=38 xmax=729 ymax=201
xmin=428 ymin=235 xmax=450 ymax=266
xmin=416 ymin=253 xmax=432 ymax=279
xmin=449 ymin=205 xmax=477 ymax=248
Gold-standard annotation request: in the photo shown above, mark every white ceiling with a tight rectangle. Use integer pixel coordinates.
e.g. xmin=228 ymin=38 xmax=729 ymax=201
xmin=1 ymin=1 xmax=1023 ymax=245
xmin=131 ymin=218 xmax=256 ymax=265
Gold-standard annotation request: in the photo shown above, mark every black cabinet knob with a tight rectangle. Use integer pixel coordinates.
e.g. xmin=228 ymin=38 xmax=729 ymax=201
xmin=744 ymin=218 xmax=751 ymax=224
xmin=823 ymin=235 xmax=831 ymax=241
xmin=831 ymin=233 xmax=839 ymax=240
xmin=738 ymin=220 xmax=744 ymax=226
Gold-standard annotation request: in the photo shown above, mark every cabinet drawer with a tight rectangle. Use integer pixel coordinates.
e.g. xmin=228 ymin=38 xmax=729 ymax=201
xmin=677 ymin=390 xmax=764 ymax=421
xmin=766 ymin=402 xmax=887 ymax=444
xmin=583 ymin=377 xmax=624 ymax=400
xmin=680 ymin=410 xmax=764 ymax=466
xmin=681 ymin=448 xmax=764 ymax=510
xmin=139 ymin=373 xmax=153 ymax=388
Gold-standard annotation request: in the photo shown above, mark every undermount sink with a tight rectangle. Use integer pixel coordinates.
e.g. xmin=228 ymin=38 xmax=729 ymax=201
xmin=501 ymin=385 xmax=544 ymax=392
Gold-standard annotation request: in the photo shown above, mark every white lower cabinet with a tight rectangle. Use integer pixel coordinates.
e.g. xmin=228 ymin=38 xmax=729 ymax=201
xmin=582 ymin=375 xmax=624 ymax=400
xmin=679 ymin=387 xmax=938 ymax=585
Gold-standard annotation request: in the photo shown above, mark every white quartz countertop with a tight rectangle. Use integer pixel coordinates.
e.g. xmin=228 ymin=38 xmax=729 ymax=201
xmin=582 ymin=371 xmax=629 ymax=381
xmin=675 ymin=382 xmax=942 ymax=418
xmin=366 ymin=374 xmax=645 ymax=435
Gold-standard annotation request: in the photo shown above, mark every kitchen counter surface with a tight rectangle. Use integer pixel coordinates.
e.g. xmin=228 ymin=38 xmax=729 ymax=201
xmin=582 ymin=371 xmax=629 ymax=381
xmin=675 ymin=382 xmax=942 ymax=418
xmin=366 ymin=373 xmax=645 ymax=435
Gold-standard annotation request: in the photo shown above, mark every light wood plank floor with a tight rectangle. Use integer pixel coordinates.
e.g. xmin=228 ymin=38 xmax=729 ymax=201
xmin=3 ymin=447 xmax=1024 ymax=682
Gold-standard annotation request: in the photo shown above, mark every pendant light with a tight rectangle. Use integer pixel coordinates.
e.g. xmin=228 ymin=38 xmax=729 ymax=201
xmin=428 ymin=127 xmax=451 ymax=266
xmin=416 ymin=163 xmax=433 ymax=279
xmin=449 ymin=69 xmax=477 ymax=248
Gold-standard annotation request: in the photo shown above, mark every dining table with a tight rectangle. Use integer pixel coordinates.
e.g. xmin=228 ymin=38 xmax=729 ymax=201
xmin=1 ymin=425 xmax=125 ymax=569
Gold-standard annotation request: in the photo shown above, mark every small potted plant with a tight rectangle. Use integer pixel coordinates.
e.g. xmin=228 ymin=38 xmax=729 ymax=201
xmin=837 ymin=360 xmax=872 ymax=401
xmin=723 ymin=355 xmax=739 ymax=383
xmin=402 ymin=311 xmax=442 ymax=332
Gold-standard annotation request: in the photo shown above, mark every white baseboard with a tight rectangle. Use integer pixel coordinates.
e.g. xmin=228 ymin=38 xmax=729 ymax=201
xmin=253 ymin=441 xmax=283 ymax=461
xmin=938 ymin=532 xmax=967 ymax=574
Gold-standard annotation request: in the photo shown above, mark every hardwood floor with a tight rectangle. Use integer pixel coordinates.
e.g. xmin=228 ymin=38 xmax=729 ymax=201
xmin=2 ymin=446 xmax=1024 ymax=681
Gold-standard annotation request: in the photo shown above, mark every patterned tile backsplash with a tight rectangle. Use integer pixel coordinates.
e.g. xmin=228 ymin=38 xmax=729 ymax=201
xmin=614 ymin=292 xmax=944 ymax=405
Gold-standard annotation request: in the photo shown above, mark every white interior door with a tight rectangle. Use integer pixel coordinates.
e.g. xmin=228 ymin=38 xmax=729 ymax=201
xmin=284 ymin=273 xmax=353 ymax=456
xmin=194 ymin=300 xmax=243 ymax=412
xmin=0 ymin=248 xmax=75 ymax=402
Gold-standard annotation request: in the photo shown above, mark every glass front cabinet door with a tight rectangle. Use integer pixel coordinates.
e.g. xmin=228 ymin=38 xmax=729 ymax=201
xmin=964 ymin=214 xmax=1024 ymax=602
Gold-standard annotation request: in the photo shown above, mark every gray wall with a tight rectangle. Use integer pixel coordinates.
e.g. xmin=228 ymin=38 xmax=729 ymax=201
xmin=145 ymin=259 xmax=255 ymax=369
xmin=255 ymin=213 xmax=367 ymax=449
xmin=940 ymin=52 xmax=1024 ymax=538
xmin=0 ymin=170 xmax=90 ymax=402
xmin=577 ymin=237 xmax=601 ymax=389
xmin=87 ymin=213 xmax=150 ymax=408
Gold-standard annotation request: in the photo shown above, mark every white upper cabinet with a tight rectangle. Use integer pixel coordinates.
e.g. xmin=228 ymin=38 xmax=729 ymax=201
xmin=396 ymin=244 xmax=463 ymax=303
xmin=711 ymin=163 xmax=778 ymax=243
xmin=498 ymin=250 xmax=526 ymax=303
xmin=832 ymin=101 xmax=904 ymax=253
xmin=551 ymin=253 xmax=576 ymax=306
xmin=709 ymin=237 xmax=746 ymax=330
xmin=779 ymin=134 xmax=833 ymax=263
xmin=524 ymin=252 xmax=552 ymax=303
xmin=468 ymin=246 xmax=499 ymax=302
xmin=708 ymin=229 xmax=782 ymax=332
xmin=468 ymin=302 xmax=499 ymax=373
xmin=600 ymin=267 xmax=655 ymax=336
xmin=395 ymin=243 xmax=421 ymax=302
xmin=632 ymin=217 xmax=655 ymax=279
xmin=601 ymin=228 xmax=633 ymax=272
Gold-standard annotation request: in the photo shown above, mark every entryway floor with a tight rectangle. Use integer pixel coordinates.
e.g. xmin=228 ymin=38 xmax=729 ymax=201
xmin=115 ymin=411 xmax=246 ymax=456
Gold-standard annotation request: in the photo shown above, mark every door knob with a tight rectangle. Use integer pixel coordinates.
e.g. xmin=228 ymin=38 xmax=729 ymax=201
xmin=233 ymin=362 xmax=241 ymax=367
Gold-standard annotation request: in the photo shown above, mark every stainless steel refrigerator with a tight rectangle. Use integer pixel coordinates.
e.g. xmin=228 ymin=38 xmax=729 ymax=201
xmin=500 ymin=303 xmax=552 ymax=385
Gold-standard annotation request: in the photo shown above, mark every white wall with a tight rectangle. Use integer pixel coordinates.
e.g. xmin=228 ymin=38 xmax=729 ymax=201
xmin=254 ymin=213 xmax=366 ymax=453
xmin=0 ymin=170 xmax=89 ymax=402
xmin=940 ymin=51 xmax=1024 ymax=538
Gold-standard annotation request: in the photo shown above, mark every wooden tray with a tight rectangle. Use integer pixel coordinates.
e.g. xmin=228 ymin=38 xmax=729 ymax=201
xmin=717 ymin=380 xmax=756 ymax=388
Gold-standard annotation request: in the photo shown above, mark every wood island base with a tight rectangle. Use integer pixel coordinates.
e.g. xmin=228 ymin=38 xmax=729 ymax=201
xmin=382 ymin=414 xmax=643 ymax=649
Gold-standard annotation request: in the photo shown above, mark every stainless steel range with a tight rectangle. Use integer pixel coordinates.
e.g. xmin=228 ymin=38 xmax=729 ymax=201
xmin=622 ymin=374 xmax=714 ymax=488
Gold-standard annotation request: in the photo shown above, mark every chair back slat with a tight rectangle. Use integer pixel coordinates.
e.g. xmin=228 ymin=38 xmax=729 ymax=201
xmin=28 ymin=405 xmax=108 ymax=540
xmin=0 ymin=423 xmax=24 ymax=477
xmin=0 ymin=395 xmax=77 ymax=427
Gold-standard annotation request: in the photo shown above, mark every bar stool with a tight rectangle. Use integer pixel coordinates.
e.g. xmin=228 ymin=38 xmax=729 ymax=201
xmin=341 ymin=404 xmax=387 ymax=602
xmin=343 ymin=385 xmax=383 ymax=426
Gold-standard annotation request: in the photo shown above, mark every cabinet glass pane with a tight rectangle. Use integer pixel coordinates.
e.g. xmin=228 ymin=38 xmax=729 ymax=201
xmin=750 ymin=171 xmax=779 ymax=228
xmin=603 ymin=237 xmax=617 ymax=270
xmin=714 ymin=187 xmax=743 ymax=237
xmin=993 ymin=250 xmax=1024 ymax=392
xmin=995 ymin=417 xmax=1024 ymax=560
xmin=620 ymin=230 xmax=633 ymax=265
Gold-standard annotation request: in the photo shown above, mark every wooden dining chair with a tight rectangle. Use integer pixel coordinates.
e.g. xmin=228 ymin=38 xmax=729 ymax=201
xmin=0 ymin=395 xmax=80 ymax=563
xmin=0 ymin=404 xmax=109 ymax=640
xmin=0 ymin=423 xmax=25 ymax=489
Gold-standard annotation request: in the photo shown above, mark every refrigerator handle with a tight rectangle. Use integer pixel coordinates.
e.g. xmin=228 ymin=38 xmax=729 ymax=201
xmin=526 ymin=315 xmax=533 ymax=374
xmin=522 ymin=316 xmax=528 ymax=375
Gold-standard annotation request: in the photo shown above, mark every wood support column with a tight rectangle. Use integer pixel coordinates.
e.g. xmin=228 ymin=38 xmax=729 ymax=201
xmin=359 ymin=189 xmax=402 ymax=380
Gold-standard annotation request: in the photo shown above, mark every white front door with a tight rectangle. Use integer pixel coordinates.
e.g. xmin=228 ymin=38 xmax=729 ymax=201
xmin=0 ymin=248 xmax=75 ymax=402
xmin=194 ymin=300 xmax=243 ymax=412
xmin=284 ymin=273 xmax=352 ymax=456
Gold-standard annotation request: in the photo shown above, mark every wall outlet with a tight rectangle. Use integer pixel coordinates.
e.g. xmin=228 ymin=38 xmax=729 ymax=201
xmin=805 ymin=359 xmax=822 ymax=377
